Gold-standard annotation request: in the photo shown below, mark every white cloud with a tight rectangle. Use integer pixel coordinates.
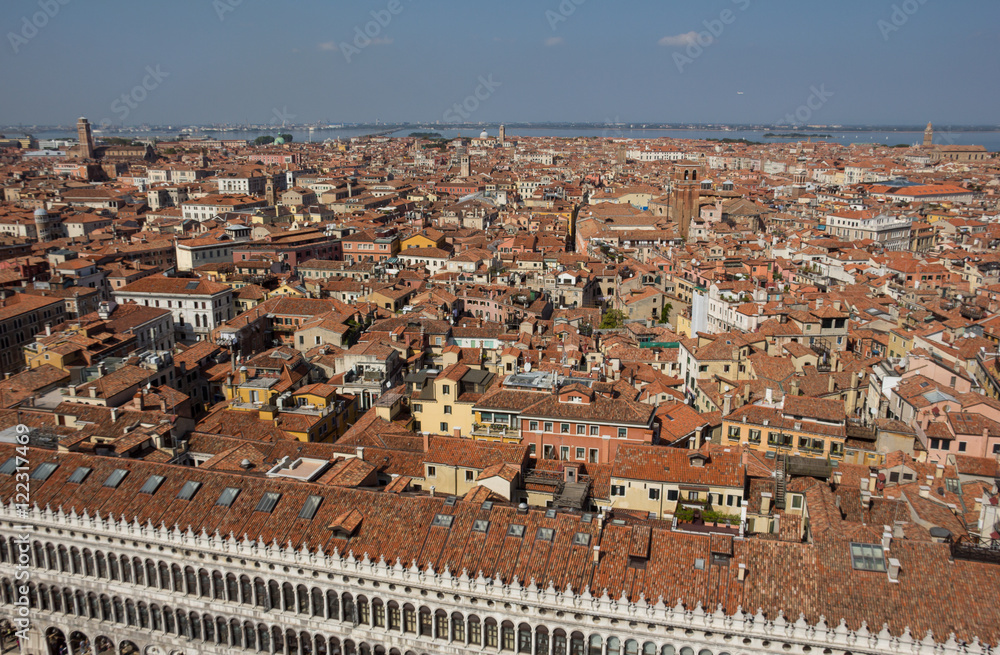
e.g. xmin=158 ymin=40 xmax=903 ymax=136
xmin=658 ymin=31 xmax=701 ymax=47
xmin=544 ymin=36 xmax=565 ymax=47
xmin=318 ymin=41 xmax=338 ymax=51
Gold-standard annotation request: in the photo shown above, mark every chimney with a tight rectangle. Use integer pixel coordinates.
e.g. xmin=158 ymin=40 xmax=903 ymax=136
xmin=887 ymin=558 xmax=901 ymax=582
xmin=919 ymin=485 xmax=930 ymax=498
xmin=89 ymin=387 xmax=98 ymax=398
xmin=110 ymin=407 xmax=118 ymax=422
xmin=828 ymin=376 xmax=836 ymax=394
xmin=355 ymin=446 xmax=365 ymax=460
xmin=742 ymin=384 xmax=751 ymax=405
xmin=737 ymin=563 xmax=747 ymax=581
xmin=453 ymin=427 xmax=462 ymax=440
xmin=722 ymin=394 xmax=732 ymax=416
xmin=760 ymin=492 xmax=772 ymax=514
xmin=429 ymin=485 xmax=436 ymax=497
xmin=868 ymin=472 xmax=878 ymax=493
xmin=882 ymin=525 xmax=892 ymax=550
xmin=790 ymin=379 xmax=800 ymax=396
xmin=592 ymin=546 xmax=600 ymax=565
xmin=45 ymin=323 xmax=51 ymax=336
xmin=422 ymin=431 xmax=430 ymax=453
xmin=935 ymin=464 xmax=944 ymax=479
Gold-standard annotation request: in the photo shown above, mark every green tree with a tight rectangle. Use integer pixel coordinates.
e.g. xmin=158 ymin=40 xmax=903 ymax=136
xmin=278 ymin=133 xmax=293 ymax=142
xmin=599 ymin=309 xmax=626 ymax=329
xmin=659 ymin=303 xmax=673 ymax=324
xmin=254 ymin=135 xmax=275 ymax=145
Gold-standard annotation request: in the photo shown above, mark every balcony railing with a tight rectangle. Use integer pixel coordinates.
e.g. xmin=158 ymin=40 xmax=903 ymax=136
xmin=471 ymin=423 xmax=519 ymax=438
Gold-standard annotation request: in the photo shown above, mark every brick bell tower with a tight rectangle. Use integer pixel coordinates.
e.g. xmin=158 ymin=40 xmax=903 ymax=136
xmin=670 ymin=162 xmax=703 ymax=241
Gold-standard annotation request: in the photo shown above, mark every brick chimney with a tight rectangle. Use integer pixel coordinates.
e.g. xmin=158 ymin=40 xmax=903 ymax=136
xmin=422 ymin=432 xmax=430 ymax=453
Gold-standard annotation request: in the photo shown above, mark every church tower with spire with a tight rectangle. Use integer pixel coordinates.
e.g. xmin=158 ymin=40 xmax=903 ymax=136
xmin=923 ymin=122 xmax=934 ymax=147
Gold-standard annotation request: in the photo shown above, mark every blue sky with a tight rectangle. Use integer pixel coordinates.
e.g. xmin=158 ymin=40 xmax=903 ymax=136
xmin=1 ymin=0 xmax=998 ymax=126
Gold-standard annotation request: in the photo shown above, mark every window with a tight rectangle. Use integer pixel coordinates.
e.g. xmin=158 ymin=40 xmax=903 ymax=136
xmin=536 ymin=528 xmax=555 ymax=542
xmin=544 ymin=422 xmax=553 ymax=432
xmin=216 ymin=487 xmax=240 ymax=507
xmin=465 ymin=470 xmax=475 ymax=482
xmin=431 ymin=514 xmax=455 ymax=528
xmin=104 ymin=469 xmax=129 ymax=488
xmin=791 ymin=495 xmax=803 ymax=510
xmin=30 ymin=462 xmax=58 ymax=481
xmin=849 ymin=543 xmax=886 ymax=572
xmin=728 ymin=426 xmax=741 ymax=440
xmin=427 ymin=466 xmax=437 ymax=477
xmin=572 ymin=532 xmax=591 ymax=546
xmin=444 ymin=406 xmax=452 ymax=415
xmin=528 ymin=443 xmax=536 ymax=456
xmin=176 ymin=481 xmax=201 ymax=500
xmin=590 ymin=426 xmax=599 ymax=435
xmin=139 ymin=475 xmax=165 ymax=495
xmin=507 ymin=525 xmax=526 ymax=538
xmin=958 ymin=442 xmax=967 ymax=452
xmin=575 ymin=447 xmax=585 ymax=460
xmin=688 ymin=491 xmax=699 ymax=501
xmin=442 ymin=384 xmax=450 ymax=395
xmin=589 ymin=448 xmax=599 ymax=463
xmin=440 ymin=423 xmax=448 ymax=433
xmin=649 ymin=488 xmax=660 ymax=501
xmin=67 ymin=466 xmax=92 ymax=484
xmin=529 ymin=421 xmax=539 ymax=431
xmin=472 ymin=520 xmax=490 ymax=533
xmin=254 ymin=492 xmax=281 ymax=513
xmin=543 ymin=445 xmax=554 ymax=459
xmin=611 ymin=485 xmax=626 ymax=497
xmin=560 ymin=423 xmax=570 ymax=434
xmin=667 ymin=489 xmax=678 ymax=501
xmin=560 ymin=446 xmax=570 ymax=461
xmin=618 ymin=428 xmax=628 ymax=438
xmin=299 ymin=495 xmax=322 ymax=520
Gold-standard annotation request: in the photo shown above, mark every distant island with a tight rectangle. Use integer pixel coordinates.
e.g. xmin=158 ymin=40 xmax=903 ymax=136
xmin=764 ymin=132 xmax=833 ymax=138
xmin=409 ymin=132 xmax=443 ymax=139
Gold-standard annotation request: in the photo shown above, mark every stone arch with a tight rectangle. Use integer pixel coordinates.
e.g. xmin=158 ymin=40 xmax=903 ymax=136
xmin=33 ymin=541 xmax=46 ymax=570
xmin=624 ymin=639 xmax=639 ymax=655
xmin=69 ymin=632 xmax=91 ymax=655
xmin=216 ymin=616 xmax=229 ymax=645
xmin=243 ymin=621 xmax=256 ymax=650
xmin=282 ymin=581 xmax=295 ymax=611
xmin=418 ymin=605 xmax=433 ymax=637
xmin=230 ymin=618 xmax=242 ymax=648
xmin=296 ymin=583 xmax=310 ymax=614
xmin=552 ymin=628 xmax=568 ymax=655
xmin=44 ymin=626 xmax=66 ymax=655
xmin=119 ymin=639 xmax=139 ymax=655
xmin=95 ymin=635 xmax=115 ymax=654
xmin=570 ymin=631 xmax=586 ymax=655
xmin=589 ymin=634 xmax=604 ymax=655
xmin=642 ymin=642 xmax=657 ymax=655
xmin=608 ymin=636 xmax=622 ymax=655
xmin=311 ymin=587 xmax=325 ymax=616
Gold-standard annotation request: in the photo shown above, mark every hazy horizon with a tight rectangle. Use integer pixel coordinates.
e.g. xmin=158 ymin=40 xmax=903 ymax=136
xmin=2 ymin=0 xmax=998 ymax=127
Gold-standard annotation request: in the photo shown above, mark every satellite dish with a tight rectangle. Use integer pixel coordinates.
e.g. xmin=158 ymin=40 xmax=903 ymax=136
xmin=525 ymin=362 xmax=532 ymax=373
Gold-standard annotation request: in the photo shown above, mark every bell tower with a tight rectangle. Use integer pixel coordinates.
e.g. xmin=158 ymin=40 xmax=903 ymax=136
xmin=265 ymin=177 xmax=276 ymax=206
xmin=76 ymin=117 xmax=94 ymax=159
xmin=923 ymin=122 xmax=933 ymax=147
xmin=670 ymin=163 xmax=703 ymax=241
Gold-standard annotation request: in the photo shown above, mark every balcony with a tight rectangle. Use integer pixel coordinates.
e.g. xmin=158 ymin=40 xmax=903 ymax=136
xmin=471 ymin=423 xmax=520 ymax=439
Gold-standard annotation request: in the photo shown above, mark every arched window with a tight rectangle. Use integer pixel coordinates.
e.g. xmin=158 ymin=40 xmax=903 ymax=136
xmin=216 ymin=616 xmax=228 ymax=645
xmin=137 ymin=602 xmax=148 ymax=628
xmin=112 ymin=597 xmax=124 ymax=623
xmin=624 ymin=640 xmax=639 ymax=655
xmin=203 ymin=616 xmax=215 ymax=643
xmin=156 ymin=561 xmax=168 ymax=589
xmin=177 ymin=610 xmax=190 ymax=638
xmin=357 ymin=596 xmax=371 ymax=625
xmin=95 ymin=551 xmax=107 ymax=578
xmin=125 ymin=599 xmax=137 ymax=626
xmin=217 ymin=572 xmax=229 ymax=601
xmin=679 ymin=648 xmax=694 ymax=655
xmin=282 ymin=582 xmax=295 ymax=611
xmin=198 ymin=569 xmax=210 ymax=597
xmin=451 ymin=613 xmax=465 ymax=643
xmin=163 ymin=605 xmax=175 ymax=633
xmin=297 ymin=584 xmax=310 ymax=614
xmin=70 ymin=547 xmax=82 ymax=574
xmin=536 ymin=627 xmax=550 ymax=655
xmin=150 ymin=604 xmax=162 ymax=631
xmin=552 ymin=629 xmax=567 ymax=655
xmin=327 ymin=589 xmax=340 ymax=620
xmin=184 ymin=567 xmax=197 ymax=595
xmin=255 ymin=578 xmax=267 ymax=608
xmin=33 ymin=542 xmax=46 ymax=569
xmin=237 ymin=574 xmax=250 ymax=603
xmin=502 ymin=621 xmax=517 ymax=652
xmin=589 ymin=635 xmax=603 ymax=655
xmin=312 ymin=588 xmax=325 ymax=617
xmin=46 ymin=544 xmax=57 ymax=570
xmin=108 ymin=554 xmax=119 ymax=580
xmin=268 ymin=580 xmax=281 ymax=610
xmin=435 ymin=609 xmax=448 ymax=639
xmin=171 ymin=564 xmax=184 ymax=592
xmin=661 ymin=647 xmax=675 ymax=655
xmin=37 ymin=584 xmax=50 ymax=611
xmin=468 ymin=615 xmax=482 ymax=646
xmin=419 ymin=606 xmax=433 ymax=637
xmin=244 ymin=622 xmax=256 ymax=650
xmin=258 ymin=624 xmax=270 ymax=652
xmin=403 ymin=604 xmax=417 ymax=634
xmin=643 ymin=643 xmax=656 ymax=655
xmin=58 ymin=546 xmax=70 ymax=572
xmin=189 ymin=612 xmax=201 ymax=641
xmin=570 ymin=632 xmax=586 ymax=655
xmin=231 ymin=619 xmax=243 ymax=648
xmin=698 ymin=650 xmax=712 ymax=655
xmin=607 ymin=637 xmax=621 ymax=655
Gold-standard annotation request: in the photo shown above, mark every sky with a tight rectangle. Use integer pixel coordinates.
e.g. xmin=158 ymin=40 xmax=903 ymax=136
xmin=1 ymin=0 xmax=998 ymax=127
